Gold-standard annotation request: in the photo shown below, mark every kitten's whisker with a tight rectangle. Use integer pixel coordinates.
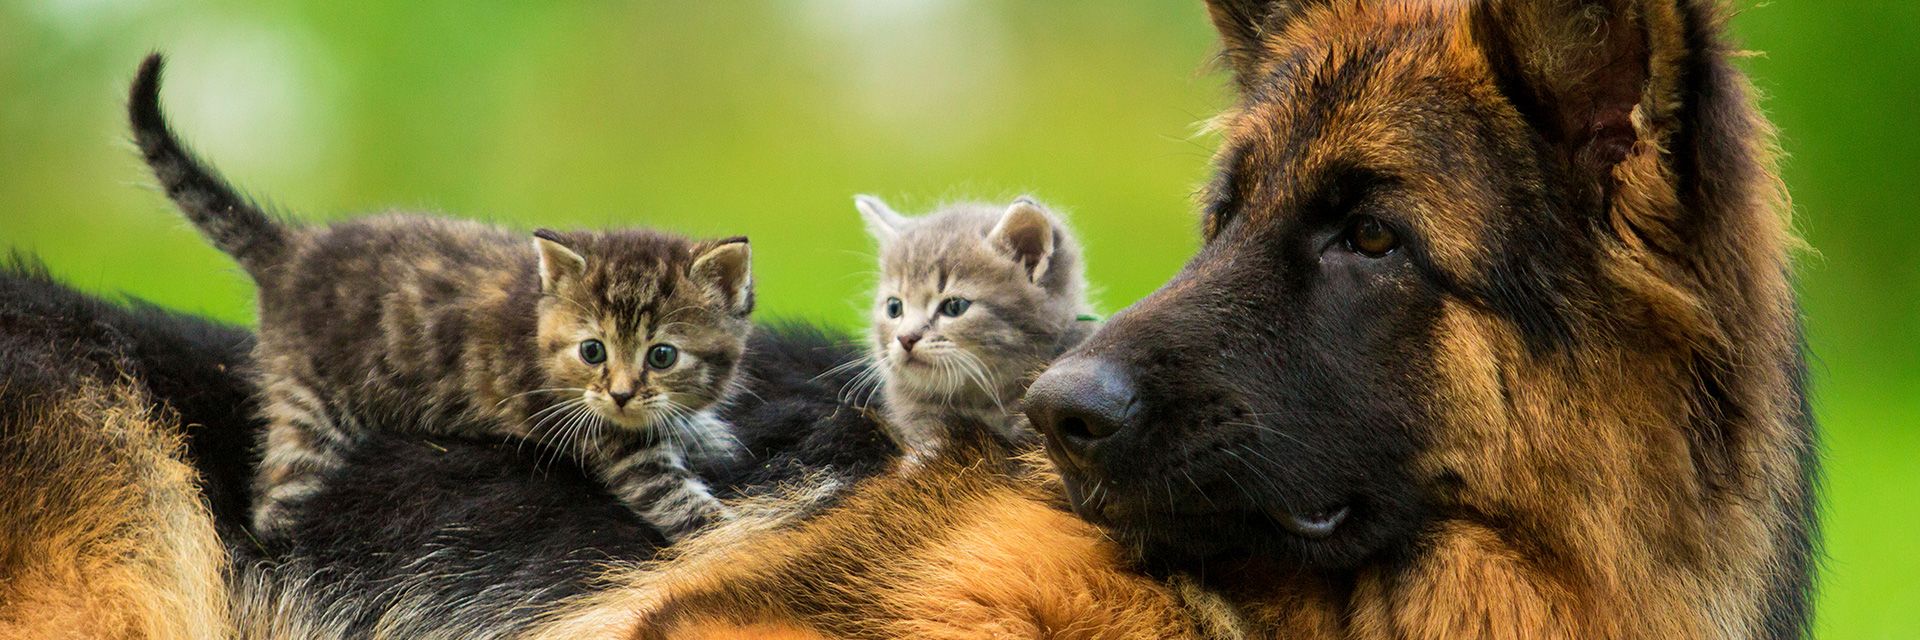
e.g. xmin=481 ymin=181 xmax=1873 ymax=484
xmin=583 ymin=412 xmax=608 ymax=460
xmin=493 ymin=387 xmax=587 ymax=409
xmin=839 ymin=362 xmax=884 ymax=407
xmin=653 ymin=305 xmax=702 ymax=331
xmin=549 ymin=404 xmax=593 ymax=468
xmin=521 ymin=398 xmax=586 ymax=456
xmin=954 ymin=350 xmax=1007 ymax=414
xmin=552 ymin=295 xmax=600 ymax=322
xmin=524 ymin=398 xmax=584 ymax=429
xmin=813 ymin=357 xmax=872 ymax=383
xmin=853 ymin=359 xmax=888 ymax=409
xmin=670 ymin=400 xmax=735 ymax=458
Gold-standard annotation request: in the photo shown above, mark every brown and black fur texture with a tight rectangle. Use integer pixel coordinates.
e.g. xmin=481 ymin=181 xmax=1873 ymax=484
xmin=526 ymin=434 xmax=1205 ymax=640
xmin=1019 ymin=0 xmax=1816 ymax=637
xmin=0 ymin=258 xmax=901 ymax=639
xmin=537 ymin=0 xmax=1814 ymax=637
xmin=0 ymin=258 xmax=240 ymax=638
xmin=129 ymin=55 xmax=755 ymax=542
xmin=851 ymin=196 xmax=1094 ymax=454
xmin=4 ymin=0 xmax=1815 ymax=631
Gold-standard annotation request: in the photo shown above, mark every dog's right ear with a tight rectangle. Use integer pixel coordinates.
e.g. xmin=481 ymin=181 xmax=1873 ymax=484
xmin=855 ymin=195 xmax=908 ymax=243
xmin=1203 ymin=0 xmax=1329 ymax=91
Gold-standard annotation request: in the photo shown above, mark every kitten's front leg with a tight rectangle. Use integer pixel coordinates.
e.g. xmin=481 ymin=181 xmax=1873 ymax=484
xmin=252 ymin=381 xmax=351 ymax=538
xmin=598 ymin=444 xmax=734 ymax=542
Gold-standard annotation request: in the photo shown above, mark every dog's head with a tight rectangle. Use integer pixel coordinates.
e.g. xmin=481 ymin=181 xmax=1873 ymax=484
xmin=1026 ymin=0 xmax=1795 ymax=571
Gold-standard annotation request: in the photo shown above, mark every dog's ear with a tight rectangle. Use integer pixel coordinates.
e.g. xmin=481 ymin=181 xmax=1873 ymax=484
xmin=1203 ymin=0 xmax=1328 ymax=91
xmin=1473 ymin=0 xmax=1688 ymax=182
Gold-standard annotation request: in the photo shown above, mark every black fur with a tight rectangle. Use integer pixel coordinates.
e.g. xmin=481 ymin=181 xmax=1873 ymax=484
xmin=1 ymin=259 xmax=896 ymax=633
xmin=0 ymin=255 xmax=258 ymax=538
xmin=708 ymin=321 xmax=901 ymax=493
xmin=253 ymin=320 xmax=897 ymax=634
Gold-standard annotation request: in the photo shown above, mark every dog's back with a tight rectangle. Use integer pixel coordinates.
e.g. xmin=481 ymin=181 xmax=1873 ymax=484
xmin=0 ymin=259 xmax=241 ymax=638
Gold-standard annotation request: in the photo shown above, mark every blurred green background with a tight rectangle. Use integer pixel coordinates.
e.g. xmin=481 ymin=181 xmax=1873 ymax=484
xmin=0 ymin=2 xmax=1911 ymax=636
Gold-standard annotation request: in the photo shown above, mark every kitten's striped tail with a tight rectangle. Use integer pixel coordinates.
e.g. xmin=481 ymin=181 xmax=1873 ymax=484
xmin=128 ymin=53 xmax=288 ymax=275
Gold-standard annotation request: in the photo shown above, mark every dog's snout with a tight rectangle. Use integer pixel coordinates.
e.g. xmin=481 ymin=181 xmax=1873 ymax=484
xmin=1025 ymin=357 xmax=1137 ymax=458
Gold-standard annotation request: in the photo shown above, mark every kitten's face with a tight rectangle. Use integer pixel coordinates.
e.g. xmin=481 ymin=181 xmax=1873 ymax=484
xmin=532 ymin=230 xmax=753 ymax=432
xmin=860 ymin=197 xmax=1085 ymax=403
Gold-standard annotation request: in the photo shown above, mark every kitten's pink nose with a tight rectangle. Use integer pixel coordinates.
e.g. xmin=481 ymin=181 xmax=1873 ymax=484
xmin=608 ymin=390 xmax=635 ymax=408
xmin=898 ymin=333 xmax=922 ymax=353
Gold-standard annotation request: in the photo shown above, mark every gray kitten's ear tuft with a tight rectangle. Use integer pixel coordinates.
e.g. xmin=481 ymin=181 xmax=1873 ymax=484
xmin=691 ymin=237 xmax=753 ymax=316
xmin=855 ymin=195 xmax=908 ymax=243
xmin=990 ymin=197 xmax=1056 ymax=283
xmin=532 ymin=229 xmax=587 ymax=293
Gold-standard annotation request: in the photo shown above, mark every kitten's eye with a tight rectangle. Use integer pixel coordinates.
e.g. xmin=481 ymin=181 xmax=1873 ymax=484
xmin=646 ymin=344 xmax=679 ymax=370
xmin=885 ymin=297 xmax=903 ymax=319
xmin=939 ymin=297 xmax=971 ymax=318
xmin=1344 ymin=216 xmax=1399 ymax=258
xmin=578 ymin=339 xmax=607 ymax=365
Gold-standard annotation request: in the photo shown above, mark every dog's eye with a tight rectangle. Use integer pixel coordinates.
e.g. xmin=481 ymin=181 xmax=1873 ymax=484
xmin=578 ymin=339 xmax=607 ymax=365
xmin=885 ymin=297 xmax=903 ymax=319
xmin=1344 ymin=216 xmax=1399 ymax=258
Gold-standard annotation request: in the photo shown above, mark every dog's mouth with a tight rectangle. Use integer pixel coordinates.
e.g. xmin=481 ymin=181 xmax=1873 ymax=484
xmin=1270 ymin=504 xmax=1351 ymax=539
xmin=1058 ymin=465 xmax=1366 ymax=565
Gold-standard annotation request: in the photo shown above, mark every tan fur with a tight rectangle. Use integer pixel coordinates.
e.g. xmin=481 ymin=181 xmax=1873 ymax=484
xmin=526 ymin=444 xmax=1199 ymax=639
xmin=0 ymin=376 xmax=231 ymax=639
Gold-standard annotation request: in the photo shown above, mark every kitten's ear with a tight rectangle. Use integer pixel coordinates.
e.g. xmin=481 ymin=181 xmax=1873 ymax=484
xmin=855 ymin=195 xmax=908 ymax=243
xmin=989 ymin=197 xmax=1056 ymax=283
xmin=532 ymin=229 xmax=587 ymax=293
xmin=691 ymin=237 xmax=753 ymax=316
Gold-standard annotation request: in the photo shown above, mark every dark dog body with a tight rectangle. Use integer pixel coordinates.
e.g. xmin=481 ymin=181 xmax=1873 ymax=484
xmin=0 ymin=259 xmax=241 ymax=637
xmin=0 ymin=258 xmax=899 ymax=637
xmin=232 ymin=322 xmax=901 ymax=637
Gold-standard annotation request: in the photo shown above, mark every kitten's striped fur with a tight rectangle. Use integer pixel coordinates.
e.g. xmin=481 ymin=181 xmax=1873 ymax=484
xmin=130 ymin=55 xmax=752 ymax=542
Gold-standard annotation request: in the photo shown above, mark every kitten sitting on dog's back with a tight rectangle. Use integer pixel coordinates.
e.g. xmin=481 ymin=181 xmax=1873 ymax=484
xmin=130 ymin=55 xmax=749 ymax=542
xmin=851 ymin=195 xmax=1095 ymax=454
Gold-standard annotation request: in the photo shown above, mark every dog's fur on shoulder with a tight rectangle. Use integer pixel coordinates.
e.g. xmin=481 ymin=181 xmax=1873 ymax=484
xmin=0 ymin=257 xmax=240 ymax=638
xmin=527 ymin=437 xmax=1203 ymax=640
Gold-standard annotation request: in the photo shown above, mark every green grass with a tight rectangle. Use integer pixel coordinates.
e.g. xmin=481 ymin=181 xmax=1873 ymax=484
xmin=0 ymin=2 xmax=1910 ymax=636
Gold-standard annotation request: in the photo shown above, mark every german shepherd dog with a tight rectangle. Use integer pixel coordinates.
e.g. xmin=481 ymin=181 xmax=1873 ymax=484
xmin=1020 ymin=0 xmax=1817 ymax=634
xmin=0 ymin=0 xmax=1812 ymax=637
xmin=534 ymin=0 xmax=1816 ymax=637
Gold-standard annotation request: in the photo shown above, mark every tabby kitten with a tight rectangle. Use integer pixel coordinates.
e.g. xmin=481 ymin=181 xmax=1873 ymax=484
xmin=854 ymin=195 xmax=1094 ymax=454
xmin=129 ymin=55 xmax=747 ymax=541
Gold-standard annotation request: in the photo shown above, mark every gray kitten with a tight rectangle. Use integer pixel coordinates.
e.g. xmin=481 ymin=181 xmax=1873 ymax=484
xmin=129 ymin=55 xmax=745 ymax=541
xmin=853 ymin=195 xmax=1094 ymax=453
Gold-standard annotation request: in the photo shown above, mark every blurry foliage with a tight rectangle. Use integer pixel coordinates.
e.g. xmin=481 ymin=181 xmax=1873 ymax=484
xmin=0 ymin=1 xmax=1911 ymax=635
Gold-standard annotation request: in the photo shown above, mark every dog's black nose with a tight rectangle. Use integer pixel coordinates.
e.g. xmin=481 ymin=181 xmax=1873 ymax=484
xmin=1025 ymin=357 xmax=1137 ymax=458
